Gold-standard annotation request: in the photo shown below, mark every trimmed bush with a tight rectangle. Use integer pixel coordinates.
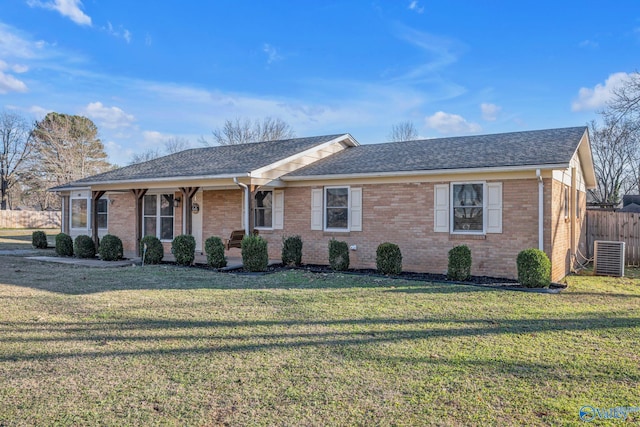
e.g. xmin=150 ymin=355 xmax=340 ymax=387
xmin=32 ymin=231 xmax=48 ymax=249
xmin=205 ymin=236 xmax=227 ymax=268
xmin=141 ymin=235 xmax=163 ymax=264
xmin=55 ymin=233 xmax=73 ymax=257
xmin=74 ymin=234 xmax=96 ymax=259
xmin=172 ymin=234 xmax=196 ymax=266
xmin=517 ymin=248 xmax=551 ymax=288
xmin=328 ymin=239 xmax=349 ymax=271
xmin=448 ymin=245 xmax=472 ymax=281
xmin=241 ymin=235 xmax=268 ymax=272
xmin=282 ymin=235 xmax=303 ymax=266
xmin=376 ymin=242 xmax=402 ymax=275
xmin=98 ymin=234 xmax=123 ymax=261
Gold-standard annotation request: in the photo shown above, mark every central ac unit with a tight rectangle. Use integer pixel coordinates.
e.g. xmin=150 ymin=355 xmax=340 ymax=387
xmin=594 ymin=240 xmax=625 ymax=277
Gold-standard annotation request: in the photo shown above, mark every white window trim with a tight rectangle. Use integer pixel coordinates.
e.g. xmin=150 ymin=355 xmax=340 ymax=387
xmin=144 ymin=193 xmax=176 ymax=242
xmin=254 ymin=190 xmax=273 ymax=230
xmin=450 ymin=181 xmax=486 ymax=235
xmin=324 ymin=185 xmax=350 ymax=232
xmin=70 ymin=196 xmax=89 ymax=231
xmin=96 ymin=198 xmax=109 ymax=230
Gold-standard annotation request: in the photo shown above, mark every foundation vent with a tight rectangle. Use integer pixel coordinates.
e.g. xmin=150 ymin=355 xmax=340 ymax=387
xmin=594 ymin=241 xmax=625 ymax=277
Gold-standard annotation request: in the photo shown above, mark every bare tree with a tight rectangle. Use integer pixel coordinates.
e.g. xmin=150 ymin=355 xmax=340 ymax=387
xmin=588 ymin=118 xmax=638 ymax=204
xmin=201 ymin=117 xmax=295 ymax=146
xmin=608 ymin=72 xmax=640 ymax=124
xmin=26 ymin=113 xmax=111 ymax=209
xmin=129 ymin=137 xmax=191 ymax=165
xmin=129 ymin=148 xmax=163 ymax=165
xmin=164 ymin=136 xmax=190 ymax=153
xmin=0 ymin=111 xmax=34 ymax=210
xmin=388 ymin=121 xmax=419 ymax=142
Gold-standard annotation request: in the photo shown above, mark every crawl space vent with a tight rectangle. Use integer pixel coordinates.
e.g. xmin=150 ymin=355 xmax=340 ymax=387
xmin=594 ymin=240 xmax=625 ymax=277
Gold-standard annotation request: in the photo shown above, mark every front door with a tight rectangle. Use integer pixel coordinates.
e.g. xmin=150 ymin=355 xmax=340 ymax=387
xmin=191 ymin=190 xmax=203 ymax=253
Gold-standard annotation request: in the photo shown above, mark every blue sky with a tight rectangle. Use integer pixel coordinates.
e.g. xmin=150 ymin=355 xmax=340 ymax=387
xmin=1 ymin=0 xmax=639 ymax=165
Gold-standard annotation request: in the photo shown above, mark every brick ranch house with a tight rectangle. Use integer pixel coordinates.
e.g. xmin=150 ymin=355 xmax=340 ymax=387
xmin=51 ymin=126 xmax=596 ymax=282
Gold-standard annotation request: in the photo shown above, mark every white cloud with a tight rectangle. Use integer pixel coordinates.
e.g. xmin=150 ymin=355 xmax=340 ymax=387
xmin=579 ymin=39 xmax=598 ymax=49
xmin=104 ymin=22 xmax=132 ymax=43
xmin=408 ymin=1 xmax=424 ymax=13
xmin=480 ymin=103 xmax=501 ymax=121
xmin=571 ymin=72 xmax=633 ymax=111
xmin=11 ymin=64 xmax=29 ymax=73
xmin=425 ymin=111 xmax=481 ymax=134
xmin=27 ymin=0 xmax=92 ymax=26
xmin=263 ymin=43 xmax=282 ymax=64
xmin=0 ymin=23 xmax=48 ymax=59
xmin=83 ymin=102 xmax=136 ymax=129
xmin=142 ymin=130 xmax=167 ymax=144
xmin=0 ymin=60 xmax=28 ymax=93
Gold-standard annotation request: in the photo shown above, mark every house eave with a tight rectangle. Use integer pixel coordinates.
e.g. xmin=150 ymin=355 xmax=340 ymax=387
xmin=50 ymin=173 xmax=251 ymax=190
xmin=281 ymin=164 xmax=571 ymax=182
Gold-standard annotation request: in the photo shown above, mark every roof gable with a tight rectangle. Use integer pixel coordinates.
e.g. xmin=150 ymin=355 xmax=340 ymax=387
xmin=57 ymin=134 xmax=352 ymax=188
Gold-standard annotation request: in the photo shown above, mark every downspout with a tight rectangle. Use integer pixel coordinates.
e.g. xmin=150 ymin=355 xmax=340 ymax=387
xmin=233 ymin=177 xmax=250 ymax=235
xmin=537 ymin=169 xmax=544 ymax=251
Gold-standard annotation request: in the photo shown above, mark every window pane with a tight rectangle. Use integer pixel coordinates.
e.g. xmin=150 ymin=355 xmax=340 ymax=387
xmin=453 ymin=184 xmax=483 ymax=207
xmin=327 ymin=188 xmax=348 ymax=208
xmin=160 ymin=217 xmax=173 ymax=240
xmin=160 ymin=194 xmax=173 ymax=216
xmin=97 ymin=213 xmax=108 ymax=229
xmin=144 ymin=217 xmax=156 ymax=237
xmin=144 ymin=195 xmax=156 ymax=216
xmin=71 ymin=199 xmax=87 ymax=228
xmin=326 ymin=207 xmax=348 ymax=229
xmin=254 ymin=191 xmax=272 ymax=227
xmin=453 ymin=208 xmax=483 ymax=231
xmin=97 ymin=198 xmax=108 ymax=214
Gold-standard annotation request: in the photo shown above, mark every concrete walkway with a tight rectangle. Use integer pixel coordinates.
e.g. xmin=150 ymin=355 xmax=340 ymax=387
xmin=25 ymin=253 xmax=279 ymax=270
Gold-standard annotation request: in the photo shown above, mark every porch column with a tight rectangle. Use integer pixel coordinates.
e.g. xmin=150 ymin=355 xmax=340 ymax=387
xmin=131 ymin=189 xmax=148 ymax=256
xmin=179 ymin=187 xmax=199 ymax=235
xmin=91 ymin=190 xmax=106 ymax=250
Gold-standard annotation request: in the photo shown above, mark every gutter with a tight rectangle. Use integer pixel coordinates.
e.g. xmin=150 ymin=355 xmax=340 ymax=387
xmin=233 ymin=177 xmax=250 ymax=235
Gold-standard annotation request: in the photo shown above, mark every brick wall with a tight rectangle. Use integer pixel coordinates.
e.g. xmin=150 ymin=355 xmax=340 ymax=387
xmin=259 ymin=180 xmax=541 ymax=279
xmin=201 ymin=189 xmax=244 ymax=240
xmin=549 ymin=180 xmax=586 ymax=282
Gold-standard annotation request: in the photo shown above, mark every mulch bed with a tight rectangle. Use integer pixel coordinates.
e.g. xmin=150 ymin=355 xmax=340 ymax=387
xmin=187 ymin=261 xmax=566 ymax=292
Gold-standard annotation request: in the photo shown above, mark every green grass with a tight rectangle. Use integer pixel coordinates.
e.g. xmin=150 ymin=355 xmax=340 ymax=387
xmin=0 ymin=231 xmax=639 ymax=425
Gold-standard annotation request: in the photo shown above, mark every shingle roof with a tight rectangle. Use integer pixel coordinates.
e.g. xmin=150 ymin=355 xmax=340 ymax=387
xmin=285 ymin=127 xmax=588 ymax=178
xmin=54 ymin=134 xmax=346 ymax=188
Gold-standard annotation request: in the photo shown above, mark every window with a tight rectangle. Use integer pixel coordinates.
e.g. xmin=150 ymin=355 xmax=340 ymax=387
xmin=452 ymin=183 xmax=484 ymax=232
xmin=254 ymin=191 xmax=273 ymax=228
xmin=144 ymin=194 xmax=174 ymax=240
xmin=96 ymin=198 xmax=108 ymax=229
xmin=71 ymin=199 xmax=87 ymax=228
xmin=325 ymin=187 xmax=349 ymax=230
xmin=576 ymin=189 xmax=580 ymax=219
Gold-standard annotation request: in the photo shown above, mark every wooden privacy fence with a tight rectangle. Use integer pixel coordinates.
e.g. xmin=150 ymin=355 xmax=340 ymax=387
xmin=0 ymin=210 xmax=61 ymax=229
xmin=586 ymin=210 xmax=640 ymax=266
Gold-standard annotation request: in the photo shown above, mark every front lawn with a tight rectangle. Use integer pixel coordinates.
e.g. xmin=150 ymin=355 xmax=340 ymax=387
xmin=0 ymin=244 xmax=638 ymax=425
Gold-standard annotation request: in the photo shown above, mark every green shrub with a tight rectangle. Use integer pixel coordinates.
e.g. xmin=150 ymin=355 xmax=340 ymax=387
xmin=517 ymin=248 xmax=551 ymax=288
xmin=448 ymin=245 xmax=472 ymax=281
xmin=282 ymin=235 xmax=303 ymax=266
xmin=205 ymin=236 xmax=227 ymax=268
xmin=74 ymin=235 xmax=95 ymax=259
xmin=98 ymin=234 xmax=123 ymax=261
xmin=241 ymin=235 xmax=268 ymax=272
xmin=141 ymin=235 xmax=163 ymax=264
xmin=55 ymin=233 xmax=73 ymax=257
xmin=376 ymin=242 xmax=402 ymax=275
xmin=172 ymin=234 xmax=196 ymax=266
xmin=328 ymin=239 xmax=349 ymax=271
xmin=32 ymin=230 xmax=48 ymax=249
